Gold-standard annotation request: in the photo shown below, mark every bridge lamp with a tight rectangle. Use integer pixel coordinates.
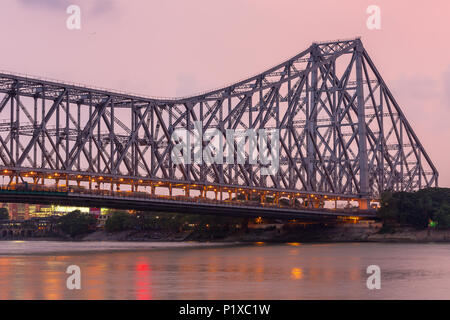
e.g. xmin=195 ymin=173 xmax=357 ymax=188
xmin=119 ymin=178 xmax=124 ymax=182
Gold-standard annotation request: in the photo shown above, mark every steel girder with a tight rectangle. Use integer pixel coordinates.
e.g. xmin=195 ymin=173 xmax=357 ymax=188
xmin=0 ymin=38 xmax=438 ymax=198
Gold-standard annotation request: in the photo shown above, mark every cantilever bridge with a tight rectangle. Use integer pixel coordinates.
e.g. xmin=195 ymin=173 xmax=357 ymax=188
xmin=0 ymin=38 xmax=438 ymax=220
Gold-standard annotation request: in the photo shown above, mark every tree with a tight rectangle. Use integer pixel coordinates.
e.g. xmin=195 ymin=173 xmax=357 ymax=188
xmin=105 ymin=211 xmax=136 ymax=232
xmin=434 ymin=202 xmax=450 ymax=229
xmin=0 ymin=208 xmax=9 ymax=220
xmin=59 ymin=210 xmax=97 ymax=237
xmin=378 ymin=188 xmax=450 ymax=229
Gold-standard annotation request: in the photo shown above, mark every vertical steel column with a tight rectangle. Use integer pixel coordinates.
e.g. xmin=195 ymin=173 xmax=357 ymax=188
xmin=356 ymin=41 xmax=369 ymax=196
xmin=15 ymin=92 xmax=20 ymax=164
xmin=307 ymin=44 xmax=319 ymax=190
xmin=77 ymin=102 xmax=81 ymax=171
xmin=97 ymin=99 xmax=101 ymax=173
xmin=186 ymin=102 xmax=191 ymax=181
xmin=379 ymin=87 xmax=384 ymax=194
xmin=169 ymin=103 xmax=173 ymax=179
xmin=41 ymin=87 xmax=45 ymax=167
xmin=56 ymin=94 xmax=60 ymax=169
xmin=287 ymin=62 xmax=294 ymax=189
xmin=150 ymin=105 xmax=155 ymax=177
xmin=33 ymin=96 xmax=37 ymax=166
xmin=131 ymin=100 xmax=136 ymax=176
xmin=89 ymin=94 xmax=93 ymax=170
xmin=10 ymin=92 xmax=14 ymax=166
xmin=65 ymin=91 xmax=69 ymax=170
xmin=110 ymin=101 xmax=114 ymax=174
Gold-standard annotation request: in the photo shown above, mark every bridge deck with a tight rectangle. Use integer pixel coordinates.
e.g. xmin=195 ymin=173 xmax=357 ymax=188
xmin=0 ymin=185 xmax=377 ymax=221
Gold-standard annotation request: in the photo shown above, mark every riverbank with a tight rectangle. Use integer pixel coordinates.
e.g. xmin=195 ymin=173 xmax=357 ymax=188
xmin=3 ymin=222 xmax=450 ymax=243
xmin=80 ymin=223 xmax=450 ymax=243
xmin=0 ymin=240 xmax=236 ymax=255
xmin=366 ymin=227 xmax=450 ymax=242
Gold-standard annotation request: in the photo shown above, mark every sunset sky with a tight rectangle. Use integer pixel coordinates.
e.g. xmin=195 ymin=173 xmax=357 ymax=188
xmin=0 ymin=0 xmax=449 ymax=186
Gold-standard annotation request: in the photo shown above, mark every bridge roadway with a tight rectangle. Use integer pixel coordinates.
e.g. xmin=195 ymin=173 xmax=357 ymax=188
xmin=0 ymin=185 xmax=377 ymax=221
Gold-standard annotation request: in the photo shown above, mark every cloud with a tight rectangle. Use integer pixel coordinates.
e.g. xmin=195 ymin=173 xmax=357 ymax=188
xmin=392 ymin=74 xmax=439 ymax=101
xmin=90 ymin=0 xmax=116 ymax=16
xmin=17 ymin=0 xmax=116 ymax=15
xmin=18 ymin=0 xmax=72 ymax=10
xmin=389 ymin=73 xmax=441 ymax=122
xmin=443 ymin=66 xmax=450 ymax=108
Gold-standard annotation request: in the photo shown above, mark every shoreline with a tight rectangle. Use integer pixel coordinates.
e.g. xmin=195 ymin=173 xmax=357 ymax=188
xmin=3 ymin=224 xmax=450 ymax=244
xmin=0 ymin=240 xmax=243 ymax=256
xmin=1 ymin=236 xmax=450 ymax=256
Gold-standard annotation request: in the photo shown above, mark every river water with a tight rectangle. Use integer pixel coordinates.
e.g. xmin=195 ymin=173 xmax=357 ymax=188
xmin=0 ymin=241 xmax=449 ymax=299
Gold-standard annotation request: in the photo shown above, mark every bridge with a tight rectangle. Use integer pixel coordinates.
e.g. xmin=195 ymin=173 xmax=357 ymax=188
xmin=0 ymin=38 xmax=438 ymax=220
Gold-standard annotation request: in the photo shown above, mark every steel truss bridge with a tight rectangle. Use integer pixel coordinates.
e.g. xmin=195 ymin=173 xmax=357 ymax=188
xmin=0 ymin=38 xmax=438 ymax=220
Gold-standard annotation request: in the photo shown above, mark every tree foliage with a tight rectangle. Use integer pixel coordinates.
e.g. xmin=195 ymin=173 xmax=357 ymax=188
xmin=59 ymin=210 xmax=97 ymax=237
xmin=0 ymin=208 xmax=9 ymax=220
xmin=378 ymin=188 xmax=450 ymax=229
xmin=105 ymin=211 xmax=137 ymax=232
xmin=104 ymin=210 xmax=245 ymax=233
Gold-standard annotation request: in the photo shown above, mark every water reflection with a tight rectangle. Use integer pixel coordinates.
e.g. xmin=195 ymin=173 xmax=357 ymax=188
xmin=0 ymin=242 xmax=449 ymax=299
xmin=135 ymin=257 xmax=152 ymax=300
xmin=291 ymin=268 xmax=303 ymax=279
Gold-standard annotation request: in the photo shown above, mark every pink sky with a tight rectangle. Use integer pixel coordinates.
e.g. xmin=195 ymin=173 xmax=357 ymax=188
xmin=0 ymin=0 xmax=449 ymax=186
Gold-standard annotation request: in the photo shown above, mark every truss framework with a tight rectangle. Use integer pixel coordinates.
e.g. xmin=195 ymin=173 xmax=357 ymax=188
xmin=0 ymin=38 xmax=438 ymax=199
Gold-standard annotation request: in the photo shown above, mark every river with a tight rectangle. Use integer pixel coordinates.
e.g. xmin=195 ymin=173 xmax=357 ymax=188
xmin=0 ymin=241 xmax=449 ymax=299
